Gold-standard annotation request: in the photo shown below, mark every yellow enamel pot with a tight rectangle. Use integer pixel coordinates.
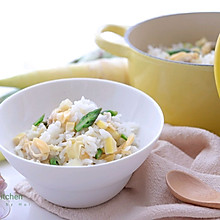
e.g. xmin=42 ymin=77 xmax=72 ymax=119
xmin=96 ymin=12 xmax=220 ymax=136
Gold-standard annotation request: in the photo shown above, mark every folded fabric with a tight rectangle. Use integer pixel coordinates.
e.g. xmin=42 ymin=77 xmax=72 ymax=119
xmin=14 ymin=124 xmax=220 ymax=220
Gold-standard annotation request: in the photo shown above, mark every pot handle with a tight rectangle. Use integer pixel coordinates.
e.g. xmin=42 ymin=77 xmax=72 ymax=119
xmin=95 ymin=24 xmax=131 ymax=58
xmin=214 ymin=34 xmax=220 ymax=98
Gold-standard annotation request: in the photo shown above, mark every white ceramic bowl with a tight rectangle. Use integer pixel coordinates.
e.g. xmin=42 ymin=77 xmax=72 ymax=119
xmin=0 ymin=78 xmax=163 ymax=208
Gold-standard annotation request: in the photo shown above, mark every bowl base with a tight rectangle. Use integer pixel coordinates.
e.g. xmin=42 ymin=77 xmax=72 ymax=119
xmin=29 ymin=175 xmax=132 ymax=208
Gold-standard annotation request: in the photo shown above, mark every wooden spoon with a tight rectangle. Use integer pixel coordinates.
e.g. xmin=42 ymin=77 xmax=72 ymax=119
xmin=214 ymin=34 xmax=220 ymax=98
xmin=166 ymin=170 xmax=220 ymax=209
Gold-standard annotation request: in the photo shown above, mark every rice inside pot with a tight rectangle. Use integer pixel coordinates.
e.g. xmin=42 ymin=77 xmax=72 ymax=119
xmin=147 ymin=38 xmax=215 ymax=64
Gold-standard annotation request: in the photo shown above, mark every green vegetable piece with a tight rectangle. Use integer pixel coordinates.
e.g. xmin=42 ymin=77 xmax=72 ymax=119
xmin=33 ymin=114 xmax=45 ymax=126
xmin=49 ymin=158 xmax=59 ymax=165
xmin=167 ymin=48 xmax=191 ymax=56
xmin=71 ymin=49 xmax=115 ymax=63
xmin=95 ymin=148 xmax=103 ymax=159
xmin=121 ymin=134 xmax=128 ymax=141
xmin=101 ymin=110 xmax=118 ymax=116
xmin=75 ymin=108 xmax=102 ymax=132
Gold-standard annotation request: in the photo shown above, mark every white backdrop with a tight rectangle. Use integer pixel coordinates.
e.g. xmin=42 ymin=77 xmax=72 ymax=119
xmin=0 ymin=0 xmax=218 ymax=77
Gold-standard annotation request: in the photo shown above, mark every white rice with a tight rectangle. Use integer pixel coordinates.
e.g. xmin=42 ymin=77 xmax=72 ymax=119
xmin=13 ymin=97 xmax=139 ymax=166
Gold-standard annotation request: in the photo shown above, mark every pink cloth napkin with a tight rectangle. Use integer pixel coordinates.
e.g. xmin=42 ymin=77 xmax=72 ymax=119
xmin=14 ymin=124 xmax=220 ymax=220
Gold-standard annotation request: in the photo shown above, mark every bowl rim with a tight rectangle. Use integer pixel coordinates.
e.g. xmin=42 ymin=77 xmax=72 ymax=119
xmin=125 ymin=11 xmax=219 ymax=67
xmin=0 ymin=78 xmax=164 ymax=169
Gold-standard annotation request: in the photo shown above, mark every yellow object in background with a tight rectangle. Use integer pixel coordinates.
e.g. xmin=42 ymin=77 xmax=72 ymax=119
xmin=95 ymin=13 xmax=220 ymax=136
xmin=214 ymin=34 xmax=220 ymax=98
xmin=0 ymin=152 xmax=5 ymax=161
xmin=0 ymin=58 xmax=128 ymax=89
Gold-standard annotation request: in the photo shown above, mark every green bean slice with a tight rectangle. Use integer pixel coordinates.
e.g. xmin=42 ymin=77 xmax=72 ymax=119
xmin=121 ymin=134 xmax=128 ymax=141
xmin=95 ymin=148 xmax=103 ymax=159
xmin=49 ymin=157 xmax=59 ymax=165
xmin=75 ymin=108 xmax=102 ymax=132
xmin=101 ymin=110 xmax=118 ymax=116
xmin=33 ymin=114 xmax=45 ymax=126
xmin=167 ymin=48 xmax=191 ymax=56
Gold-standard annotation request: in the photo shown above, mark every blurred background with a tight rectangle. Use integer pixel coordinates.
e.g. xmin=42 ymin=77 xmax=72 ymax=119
xmin=0 ymin=0 xmax=218 ymax=80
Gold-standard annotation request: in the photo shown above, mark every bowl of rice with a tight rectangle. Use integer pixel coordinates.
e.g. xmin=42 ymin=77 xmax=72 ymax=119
xmin=0 ymin=78 xmax=163 ymax=208
xmin=96 ymin=12 xmax=220 ymax=136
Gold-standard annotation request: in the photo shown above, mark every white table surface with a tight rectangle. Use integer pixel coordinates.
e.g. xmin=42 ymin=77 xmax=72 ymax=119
xmin=0 ymin=1 xmax=218 ymax=219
